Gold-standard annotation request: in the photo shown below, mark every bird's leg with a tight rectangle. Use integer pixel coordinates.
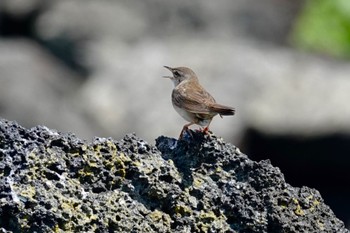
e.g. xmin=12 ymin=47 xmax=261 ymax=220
xmin=202 ymin=127 xmax=210 ymax=134
xmin=202 ymin=127 xmax=209 ymax=134
xmin=179 ymin=122 xmax=194 ymax=139
xmin=202 ymin=119 xmax=213 ymax=135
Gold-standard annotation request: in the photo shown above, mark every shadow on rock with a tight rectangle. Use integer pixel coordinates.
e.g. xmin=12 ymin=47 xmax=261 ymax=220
xmin=155 ymin=130 xmax=210 ymax=187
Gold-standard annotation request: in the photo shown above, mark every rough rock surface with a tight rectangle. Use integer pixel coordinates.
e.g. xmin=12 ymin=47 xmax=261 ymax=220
xmin=0 ymin=118 xmax=348 ymax=233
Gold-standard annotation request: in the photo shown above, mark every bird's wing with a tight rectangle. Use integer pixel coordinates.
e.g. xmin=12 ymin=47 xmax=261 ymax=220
xmin=172 ymin=83 xmax=216 ymax=114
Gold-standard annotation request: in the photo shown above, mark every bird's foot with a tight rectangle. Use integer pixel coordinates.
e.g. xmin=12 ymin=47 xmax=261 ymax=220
xmin=202 ymin=127 xmax=210 ymax=134
xmin=179 ymin=126 xmax=193 ymax=140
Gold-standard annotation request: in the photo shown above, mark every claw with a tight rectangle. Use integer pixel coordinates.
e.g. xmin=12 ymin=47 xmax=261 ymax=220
xmin=178 ymin=126 xmax=188 ymax=140
xmin=202 ymin=126 xmax=210 ymax=134
xmin=179 ymin=126 xmax=191 ymax=140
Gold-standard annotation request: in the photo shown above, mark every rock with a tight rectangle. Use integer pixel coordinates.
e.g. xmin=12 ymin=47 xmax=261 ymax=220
xmin=0 ymin=118 xmax=348 ymax=232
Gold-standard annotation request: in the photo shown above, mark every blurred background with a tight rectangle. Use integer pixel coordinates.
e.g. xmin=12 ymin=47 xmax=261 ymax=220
xmin=0 ymin=0 xmax=349 ymax=228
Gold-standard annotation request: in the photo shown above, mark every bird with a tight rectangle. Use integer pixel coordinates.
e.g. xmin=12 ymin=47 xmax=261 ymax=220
xmin=163 ymin=66 xmax=235 ymax=139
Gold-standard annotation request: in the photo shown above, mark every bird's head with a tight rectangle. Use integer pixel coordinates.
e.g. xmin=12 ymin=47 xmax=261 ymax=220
xmin=163 ymin=66 xmax=198 ymax=87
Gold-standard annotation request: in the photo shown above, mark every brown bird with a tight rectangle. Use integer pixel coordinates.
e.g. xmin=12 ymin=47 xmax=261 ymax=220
xmin=163 ymin=66 xmax=235 ymax=139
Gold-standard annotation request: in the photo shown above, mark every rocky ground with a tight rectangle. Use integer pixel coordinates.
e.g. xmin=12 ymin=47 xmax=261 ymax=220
xmin=0 ymin=118 xmax=348 ymax=233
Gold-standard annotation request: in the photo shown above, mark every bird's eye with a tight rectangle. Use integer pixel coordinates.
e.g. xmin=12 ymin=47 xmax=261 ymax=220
xmin=173 ymin=71 xmax=180 ymax=76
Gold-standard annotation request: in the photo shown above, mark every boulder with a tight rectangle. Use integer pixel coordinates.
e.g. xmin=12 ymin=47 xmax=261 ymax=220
xmin=0 ymin=118 xmax=347 ymax=232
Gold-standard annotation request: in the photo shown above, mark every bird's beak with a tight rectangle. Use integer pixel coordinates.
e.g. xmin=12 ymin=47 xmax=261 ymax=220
xmin=163 ymin=66 xmax=174 ymax=79
xmin=164 ymin=66 xmax=173 ymax=71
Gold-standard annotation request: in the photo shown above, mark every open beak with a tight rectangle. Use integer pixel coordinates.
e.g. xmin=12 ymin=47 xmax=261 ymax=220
xmin=164 ymin=66 xmax=173 ymax=71
xmin=163 ymin=65 xmax=174 ymax=79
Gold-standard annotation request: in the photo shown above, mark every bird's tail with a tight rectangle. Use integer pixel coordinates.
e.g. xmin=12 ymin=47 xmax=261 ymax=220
xmin=209 ymin=103 xmax=235 ymax=116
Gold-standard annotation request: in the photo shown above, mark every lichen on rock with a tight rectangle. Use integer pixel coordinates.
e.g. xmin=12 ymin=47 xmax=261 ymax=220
xmin=0 ymin=118 xmax=348 ymax=233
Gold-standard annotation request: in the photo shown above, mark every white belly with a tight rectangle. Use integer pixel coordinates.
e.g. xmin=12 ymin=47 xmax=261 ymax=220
xmin=172 ymin=104 xmax=213 ymax=126
xmin=173 ymin=104 xmax=194 ymax=122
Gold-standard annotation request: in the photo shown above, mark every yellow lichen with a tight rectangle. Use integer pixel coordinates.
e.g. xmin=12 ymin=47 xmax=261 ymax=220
xmin=60 ymin=202 xmax=72 ymax=211
xmin=118 ymin=152 xmax=131 ymax=162
xmin=132 ymin=160 xmax=142 ymax=167
xmin=53 ymin=224 xmax=60 ymax=233
xmin=19 ymin=186 xmax=36 ymax=201
xmin=193 ymin=177 xmax=204 ymax=188
xmin=317 ymin=219 xmax=325 ymax=231
xmin=116 ymin=168 xmax=126 ymax=178
xmin=78 ymin=167 xmax=94 ymax=178
xmin=304 ymin=195 xmax=320 ymax=212
xmin=88 ymin=161 xmax=98 ymax=168
xmin=199 ymin=210 xmax=217 ymax=222
xmin=313 ymin=199 xmax=320 ymax=206
xmin=174 ymin=204 xmax=192 ymax=217
xmin=293 ymin=198 xmax=305 ymax=216
xmin=215 ymin=167 xmax=222 ymax=173
xmin=149 ymin=210 xmax=163 ymax=221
